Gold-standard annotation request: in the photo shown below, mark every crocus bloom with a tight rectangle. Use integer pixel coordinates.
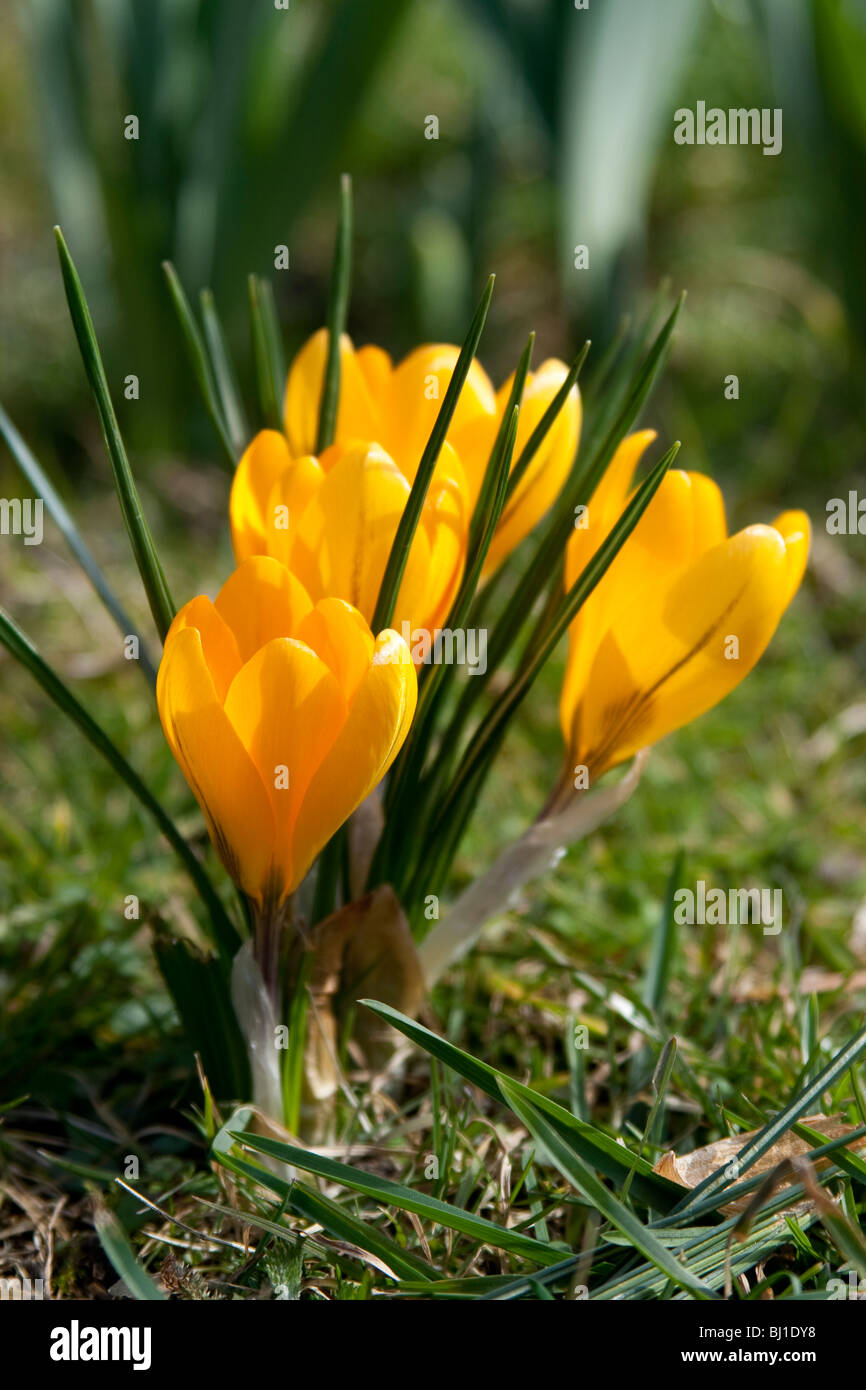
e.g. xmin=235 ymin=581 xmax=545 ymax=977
xmin=230 ymin=330 xmax=581 ymax=627
xmin=230 ymin=430 xmax=469 ymax=637
xmin=157 ymin=556 xmax=417 ymax=910
xmin=559 ymin=430 xmax=810 ymax=779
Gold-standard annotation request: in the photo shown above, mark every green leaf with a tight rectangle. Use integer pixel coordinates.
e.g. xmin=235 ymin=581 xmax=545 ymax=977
xmin=95 ymin=1208 xmax=166 ymax=1301
xmin=0 ymin=404 xmax=157 ymax=686
xmin=497 ymin=1078 xmax=719 ymax=1300
xmin=153 ymin=936 xmax=250 ymax=1099
xmin=504 ymin=340 xmax=589 ymax=501
xmin=55 ymin=226 xmax=176 ymax=640
xmin=371 ymin=274 xmax=495 ymax=633
xmin=361 ymin=1001 xmax=682 ymax=1210
xmin=423 ymin=441 xmax=678 ymax=871
xmin=0 ymin=605 xmax=240 ymax=963
xmin=200 ymin=288 xmax=250 ymax=455
xmin=211 ymin=1109 xmax=435 ymax=1282
xmin=163 ymin=260 xmax=237 ymax=469
xmin=230 ymin=1129 xmax=565 ymax=1268
xmin=316 ymin=173 xmax=353 ymax=453
xmin=248 ymin=273 xmax=283 ymax=432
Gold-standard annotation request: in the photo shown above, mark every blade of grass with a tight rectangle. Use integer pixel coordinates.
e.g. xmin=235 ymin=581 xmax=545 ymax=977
xmin=0 ymin=605 xmax=240 ymax=962
xmin=230 ymin=1129 xmax=566 ymax=1267
xmin=0 ymin=404 xmax=157 ymax=686
xmin=94 ymin=1207 xmax=166 ymax=1301
xmin=370 ymin=274 xmax=495 ymax=633
xmin=212 ymin=1109 xmax=435 ymax=1281
xmin=316 ymin=172 xmax=353 ymax=452
xmin=673 ymin=1019 xmax=866 ymax=1216
xmin=55 ymin=226 xmax=175 ymax=639
xmin=361 ymin=1001 xmax=682 ymax=1209
xmin=497 ymin=1078 xmax=719 ymax=1299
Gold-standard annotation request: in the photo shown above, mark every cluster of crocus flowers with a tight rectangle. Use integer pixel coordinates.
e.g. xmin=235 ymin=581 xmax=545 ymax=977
xmin=229 ymin=330 xmax=581 ymax=635
xmin=559 ymin=430 xmax=810 ymax=785
xmin=156 ymin=555 xmax=416 ymax=917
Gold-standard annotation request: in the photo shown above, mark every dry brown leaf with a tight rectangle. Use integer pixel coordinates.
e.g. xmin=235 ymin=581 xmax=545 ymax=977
xmin=654 ymin=1113 xmax=866 ymax=1215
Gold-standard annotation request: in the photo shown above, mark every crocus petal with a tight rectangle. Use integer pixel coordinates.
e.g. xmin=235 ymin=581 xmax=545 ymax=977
xmin=223 ymin=637 xmax=346 ymax=889
xmin=292 ymin=629 xmax=418 ymax=884
xmin=214 ymin=556 xmax=312 ymax=663
xmin=289 ymin=441 xmax=430 ymax=623
xmin=356 ymin=344 xmax=393 ymax=400
xmin=296 ymin=597 xmax=375 ymax=704
xmin=384 ymin=345 xmax=496 ymax=477
xmin=284 ymin=329 xmax=380 ymax=456
xmin=164 ymin=595 xmax=241 ymax=703
xmin=157 ymin=626 xmax=276 ymax=900
xmin=560 ymin=430 xmax=657 ymax=736
xmin=772 ymin=509 xmax=811 ymax=607
xmin=230 ymin=430 xmax=293 ymax=562
xmin=574 ymin=524 xmax=794 ymax=771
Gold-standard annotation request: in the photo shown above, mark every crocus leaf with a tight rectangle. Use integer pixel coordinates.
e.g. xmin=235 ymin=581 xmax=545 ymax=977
xmin=370 ymin=274 xmax=495 ymax=633
xmin=163 ymin=259 xmax=237 ymax=469
xmin=316 ymin=172 xmax=353 ymax=453
xmin=0 ymin=605 xmax=240 ymax=963
xmin=0 ymin=403 xmax=157 ymax=686
xmin=56 ymin=227 xmax=176 ymax=640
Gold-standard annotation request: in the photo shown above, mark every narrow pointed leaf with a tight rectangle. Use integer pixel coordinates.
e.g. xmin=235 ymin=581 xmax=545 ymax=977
xmin=0 ymin=605 xmax=240 ymax=962
xmin=0 ymin=404 xmax=157 ymax=685
xmin=55 ymin=227 xmax=175 ymax=639
xmin=361 ymin=1001 xmax=681 ymax=1209
xmin=248 ymin=273 xmax=283 ymax=431
xmin=200 ymin=288 xmax=249 ymax=455
xmin=163 ymin=260 xmax=237 ymax=469
xmin=316 ymin=172 xmax=353 ymax=452
xmin=371 ymin=274 xmax=495 ymax=633
xmin=504 ymin=339 xmax=589 ymax=500
xmin=497 ymin=1078 xmax=718 ymax=1299
xmin=230 ymin=1129 xmax=565 ymax=1267
xmin=212 ymin=1109 xmax=435 ymax=1281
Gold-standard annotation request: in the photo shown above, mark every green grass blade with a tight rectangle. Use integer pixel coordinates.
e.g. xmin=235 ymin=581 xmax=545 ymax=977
xmin=95 ymin=1207 xmax=166 ymax=1301
xmin=497 ymin=1078 xmax=719 ymax=1300
xmin=212 ymin=1109 xmax=435 ymax=1281
xmin=200 ymin=288 xmax=250 ymax=455
xmin=230 ymin=1130 xmax=565 ymax=1267
xmin=361 ymin=1001 xmax=682 ymax=1209
xmin=0 ymin=605 xmax=240 ymax=963
xmin=55 ymin=226 xmax=176 ymax=640
xmin=316 ymin=173 xmax=353 ymax=453
xmin=370 ymin=274 xmax=495 ymax=633
xmin=673 ymin=1019 xmax=866 ymax=1216
xmin=0 ymin=404 xmax=157 ymax=686
xmin=163 ymin=261 xmax=237 ymax=469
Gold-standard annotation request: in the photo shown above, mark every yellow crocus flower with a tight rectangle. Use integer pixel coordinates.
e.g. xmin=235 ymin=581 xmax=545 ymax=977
xmin=230 ymin=330 xmax=581 ymax=630
xmin=157 ymin=555 xmax=416 ymax=910
xmin=230 ymin=430 xmax=468 ymax=636
xmin=559 ymin=431 xmax=810 ymax=780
